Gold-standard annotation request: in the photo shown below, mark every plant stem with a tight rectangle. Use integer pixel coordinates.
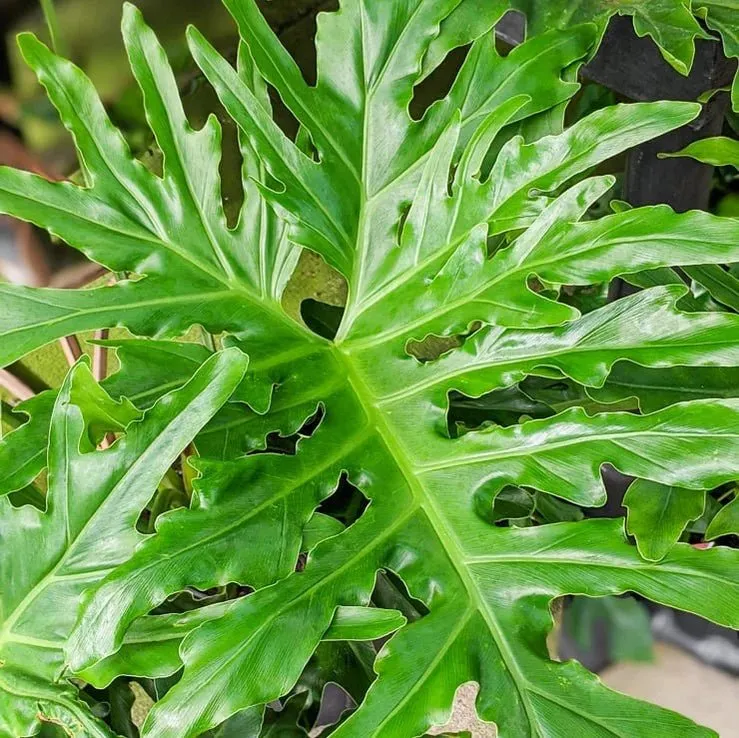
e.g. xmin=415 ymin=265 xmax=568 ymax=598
xmin=39 ymin=0 xmax=67 ymax=57
xmin=716 ymin=487 xmax=736 ymax=504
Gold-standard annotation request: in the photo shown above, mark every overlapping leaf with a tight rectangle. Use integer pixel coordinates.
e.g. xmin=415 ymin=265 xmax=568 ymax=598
xmin=1 ymin=2 xmax=739 ymax=737
xmin=0 ymin=349 xmax=247 ymax=738
xmin=431 ymin=0 xmax=739 ymax=108
xmin=624 ymin=480 xmax=706 ymax=561
xmin=0 ymin=339 xmax=268 ymax=497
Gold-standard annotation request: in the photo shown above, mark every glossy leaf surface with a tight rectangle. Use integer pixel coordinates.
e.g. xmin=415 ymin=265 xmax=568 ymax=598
xmin=0 ymin=350 xmax=247 ymax=737
xmin=435 ymin=0 xmax=739 ymax=108
xmin=624 ymin=480 xmax=706 ymax=561
xmin=0 ymin=3 xmax=738 ymax=738
xmin=705 ymin=495 xmax=739 ymax=540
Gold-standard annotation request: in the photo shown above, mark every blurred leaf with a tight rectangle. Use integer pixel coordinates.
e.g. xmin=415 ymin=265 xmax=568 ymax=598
xmin=567 ymin=596 xmax=653 ymax=664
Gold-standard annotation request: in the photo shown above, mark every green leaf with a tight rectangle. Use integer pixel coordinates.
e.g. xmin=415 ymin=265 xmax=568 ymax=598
xmin=682 ymin=264 xmax=739 ymax=312
xmin=2 ymin=3 xmax=739 ymax=737
xmin=0 ymin=339 xmax=249 ymax=498
xmin=0 ymin=5 xmax=302 ymax=409
xmin=705 ymin=495 xmax=739 ymax=540
xmin=323 ymin=607 xmax=407 ymax=642
xmin=660 ymin=136 xmax=739 ymax=168
xmin=437 ymin=0 xmax=708 ymax=76
xmin=0 ymin=392 xmax=55 ymax=496
xmin=302 ymin=513 xmax=346 ymax=552
xmin=0 ymin=355 xmax=145 ymax=498
xmin=139 ymin=519 xmax=737 ymax=738
xmin=208 ymin=706 xmax=264 ymax=738
xmin=439 ymin=1 xmax=739 ymax=109
xmin=693 ymin=2 xmax=739 ymax=110
xmin=107 ymin=680 xmax=140 ymax=738
xmin=589 ymin=362 xmax=739 ymax=412
xmin=0 ymin=349 xmax=247 ymax=737
xmin=624 ymin=480 xmax=706 ymax=561
xmin=566 ymin=595 xmax=653 ymax=663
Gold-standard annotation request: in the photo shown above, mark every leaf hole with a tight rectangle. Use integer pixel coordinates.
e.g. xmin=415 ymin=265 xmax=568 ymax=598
xmin=249 ymin=405 xmax=325 ymax=458
xmin=315 ymin=472 xmax=369 ymax=528
xmin=282 ymin=250 xmax=348 ymax=339
xmin=372 ymin=569 xmax=429 ymax=621
xmin=181 ymin=51 xmax=246 ymax=228
xmin=410 ymin=44 xmax=470 ymax=121
xmin=395 ymin=201 xmax=412 ymax=249
xmin=405 ymin=321 xmax=481 ymax=363
xmin=266 ymin=82 xmax=302 ymax=141
xmin=149 ymin=582 xmax=253 ymax=616
xmin=428 ymin=681 xmax=494 ymax=737
xmin=300 ymin=298 xmax=344 ymax=340
xmin=447 ymin=384 xmax=555 ymax=436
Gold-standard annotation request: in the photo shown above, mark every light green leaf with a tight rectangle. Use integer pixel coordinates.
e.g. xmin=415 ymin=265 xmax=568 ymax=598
xmin=302 ymin=513 xmax=346 ymax=552
xmin=589 ymin=362 xmax=739 ymax=412
xmin=323 ymin=606 xmax=407 ymax=642
xmin=0 ymin=5 xmax=302 ymax=411
xmin=0 ymin=339 xmax=264 ymax=498
xmin=0 ymin=392 xmax=55 ymax=497
xmin=661 ymin=136 xmax=739 ymax=168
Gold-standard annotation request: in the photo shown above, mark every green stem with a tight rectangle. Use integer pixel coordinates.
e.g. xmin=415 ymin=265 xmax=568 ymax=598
xmin=39 ymin=0 xmax=67 ymax=57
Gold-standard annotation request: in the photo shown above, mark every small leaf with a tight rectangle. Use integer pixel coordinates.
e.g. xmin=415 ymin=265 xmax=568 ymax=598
xmin=705 ymin=495 xmax=739 ymax=540
xmin=625 ymin=480 xmax=706 ymax=561
xmin=660 ymin=136 xmax=739 ymax=168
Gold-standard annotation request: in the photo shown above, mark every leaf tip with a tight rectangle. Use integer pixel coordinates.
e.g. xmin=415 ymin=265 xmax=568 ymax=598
xmin=16 ymin=31 xmax=47 ymax=63
xmin=121 ymin=1 xmax=143 ymax=26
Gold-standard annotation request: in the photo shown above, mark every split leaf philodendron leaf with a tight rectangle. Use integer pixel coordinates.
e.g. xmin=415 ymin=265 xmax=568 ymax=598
xmin=705 ymin=495 xmax=739 ymax=540
xmin=662 ymin=136 xmax=739 ymax=168
xmin=624 ymin=480 xmax=706 ymax=561
xmin=0 ymin=339 xmax=270 ymax=497
xmin=0 ymin=349 xmax=247 ymax=738
xmin=0 ymin=2 xmax=738 ymax=737
xmin=430 ymin=0 xmax=739 ymax=109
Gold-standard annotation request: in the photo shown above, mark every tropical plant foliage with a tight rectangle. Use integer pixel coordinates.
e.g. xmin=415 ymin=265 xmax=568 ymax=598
xmin=0 ymin=1 xmax=738 ymax=737
xmin=433 ymin=0 xmax=739 ymax=110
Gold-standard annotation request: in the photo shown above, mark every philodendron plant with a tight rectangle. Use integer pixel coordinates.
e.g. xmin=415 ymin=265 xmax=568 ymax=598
xmin=1 ymin=1 xmax=739 ymax=736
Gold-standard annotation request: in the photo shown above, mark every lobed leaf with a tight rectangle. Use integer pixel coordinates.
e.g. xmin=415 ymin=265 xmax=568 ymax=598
xmin=0 ymin=2 xmax=738 ymax=737
xmin=0 ymin=349 xmax=247 ymax=737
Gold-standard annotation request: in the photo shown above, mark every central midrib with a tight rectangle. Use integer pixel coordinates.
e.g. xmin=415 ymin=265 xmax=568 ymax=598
xmin=335 ymin=345 xmax=542 ymax=731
